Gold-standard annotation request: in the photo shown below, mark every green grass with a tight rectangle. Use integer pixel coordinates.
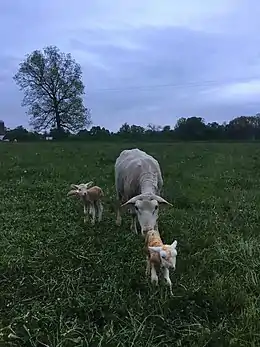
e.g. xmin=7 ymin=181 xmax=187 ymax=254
xmin=0 ymin=142 xmax=260 ymax=347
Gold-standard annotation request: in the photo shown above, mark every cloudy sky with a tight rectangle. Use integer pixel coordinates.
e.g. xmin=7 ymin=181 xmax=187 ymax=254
xmin=1 ymin=1 xmax=260 ymax=131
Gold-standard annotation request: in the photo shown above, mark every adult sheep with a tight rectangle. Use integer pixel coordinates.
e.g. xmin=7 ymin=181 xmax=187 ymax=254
xmin=115 ymin=148 xmax=172 ymax=235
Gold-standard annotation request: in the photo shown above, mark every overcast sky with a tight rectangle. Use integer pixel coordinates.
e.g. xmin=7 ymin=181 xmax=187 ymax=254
xmin=1 ymin=1 xmax=260 ymax=131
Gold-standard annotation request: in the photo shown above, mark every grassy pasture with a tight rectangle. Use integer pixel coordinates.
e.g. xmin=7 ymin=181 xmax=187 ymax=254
xmin=0 ymin=141 xmax=260 ymax=347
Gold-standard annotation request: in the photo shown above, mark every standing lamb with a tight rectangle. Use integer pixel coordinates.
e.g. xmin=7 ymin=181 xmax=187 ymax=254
xmin=115 ymin=148 xmax=172 ymax=234
xmin=67 ymin=181 xmax=104 ymax=225
xmin=145 ymin=229 xmax=177 ymax=296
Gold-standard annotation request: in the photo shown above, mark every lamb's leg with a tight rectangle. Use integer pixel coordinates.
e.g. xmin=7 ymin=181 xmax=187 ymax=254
xmin=150 ymin=263 xmax=158 ymax=285
xmin=90 ymin=202 xmax=96 ymax=225
xmin=97 ymin=201 xmax=103 ymax=222
xmin=163 ymin=267 xmax=173 ymax=296
xmin=145 ymin=256 xmax=150 ymax=276
xmin=83 ymin=204 xmax=89 ymax=223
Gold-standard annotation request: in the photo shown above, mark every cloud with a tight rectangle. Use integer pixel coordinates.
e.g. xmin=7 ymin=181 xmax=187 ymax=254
xmin=1 ymin=0 xmax=260 ymax=131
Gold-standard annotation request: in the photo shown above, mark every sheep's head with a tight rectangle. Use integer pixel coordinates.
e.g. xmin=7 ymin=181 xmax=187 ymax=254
xmin=67 ymin=181 xmax=93 ymax=197
xmin=121 ymin=193 xmax=172 ymax=233
xmin=149 ymin=240 xmax=177 ymax=269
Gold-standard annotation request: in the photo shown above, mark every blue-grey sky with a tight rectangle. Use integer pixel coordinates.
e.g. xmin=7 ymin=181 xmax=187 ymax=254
xmin=1 ymin=0 xmax=260 ymax=131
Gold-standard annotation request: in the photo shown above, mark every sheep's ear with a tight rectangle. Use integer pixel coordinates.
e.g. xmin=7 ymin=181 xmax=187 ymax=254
xmin=67 ymin=189 xmax=78 ymax=197
xmin=121 ymin=194 xmax=142 ymax=207
xmin=70 ymin=184 xmax=79 ymax=189
xmin=85 ymin=181 xmax=94 ymax=188
xmin=160 ymin=250 xmax=167 ymax=258
xmin=149 ymin=246 xmax=162 ymax=253
xmin=171 ymin=240 xmax=177 ymax=249
xmin=153 ymin=195 xmax=173 ymax=206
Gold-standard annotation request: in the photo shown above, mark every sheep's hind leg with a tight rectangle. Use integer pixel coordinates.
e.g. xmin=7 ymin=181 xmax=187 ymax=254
xmin=83 ymin=204 xmax=89 ymax=223
xmin=90 ymin=203 xmax=96 ymax=225
xmin=97 ymin=201 xmax=103 ymax=222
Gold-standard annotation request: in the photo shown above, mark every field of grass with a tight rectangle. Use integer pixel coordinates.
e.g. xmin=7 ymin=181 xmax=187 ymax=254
xmin=0 ymin=141 xmax=260 ymax=347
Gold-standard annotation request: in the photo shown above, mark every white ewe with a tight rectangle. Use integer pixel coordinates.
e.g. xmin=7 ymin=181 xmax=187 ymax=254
xmin=115 ymin=148 xmax=172 ymax=234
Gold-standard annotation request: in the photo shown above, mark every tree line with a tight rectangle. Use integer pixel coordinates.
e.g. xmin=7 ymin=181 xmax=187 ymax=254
xmin=4 ymin=44 xmax=260 ymax=142
xmin=4 ymin=115 xmax=260 ymax=142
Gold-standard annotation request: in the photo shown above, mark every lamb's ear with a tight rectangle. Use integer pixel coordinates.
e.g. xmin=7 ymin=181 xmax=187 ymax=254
xmin=171 ymin=240 xmax=177 ymax=248
xmin=70 ymin=184 xmax=79 ymax=189
xmin=67 ymin=189 xmax=78 ymax=197
xmin=85 ymin=181 xmax=94 ymax=188
xmin=149 ymin=246 xmax=162 ymax=253
xmin=160 ymin=250 xmax=167 ymax=258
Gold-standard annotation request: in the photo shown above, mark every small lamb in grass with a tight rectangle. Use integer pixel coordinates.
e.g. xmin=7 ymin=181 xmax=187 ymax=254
xmin=145 ymin=229 xmax=177 ymax=296
xmin=67 ymin=181 xmax=104 ymax=225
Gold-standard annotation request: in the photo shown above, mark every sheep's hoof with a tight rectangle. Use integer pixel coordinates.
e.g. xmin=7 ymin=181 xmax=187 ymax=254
xmin=116 ymin=219 xmax=121 ymax=226
xmin=151 ymin=278 xmax=158 ymax=286
xmin=131 ymin=226 xmax=138 ymax=234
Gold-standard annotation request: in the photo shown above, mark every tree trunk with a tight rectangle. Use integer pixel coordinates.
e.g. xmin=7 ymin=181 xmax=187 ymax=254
xmin=56 ymin=111 xmax=61 ymax=130
xmin=54 ymin=99 xmax=61 ymax=130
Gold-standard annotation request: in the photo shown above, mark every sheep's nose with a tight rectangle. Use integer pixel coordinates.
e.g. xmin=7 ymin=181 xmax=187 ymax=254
xmin=142 ymin=225 xmax=152 ymax=232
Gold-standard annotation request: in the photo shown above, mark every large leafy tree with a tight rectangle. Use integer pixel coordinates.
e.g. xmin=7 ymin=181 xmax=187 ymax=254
xmin=13 ymin=45 xmax=91 ymax=132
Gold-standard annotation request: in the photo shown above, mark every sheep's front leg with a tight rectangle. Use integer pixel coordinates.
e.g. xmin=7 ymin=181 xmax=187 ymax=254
xmin=115 ymin=199 xmax=122 ymax=226
xmin=83 ymin=204 xmax=89 ymax=223
xmin=97 ymin=201 xmax=103 ymax=222
xmin=128 ymin=207 xmax=138 ymax=234
xmin=130 ymin=214 xmax=138 ymax=234
xmin=163 ymin=267 xmax=173 ymax=296
xmin=150 ymin=263 xmax=158 ymax=286
xmin=145 ymin=256 xmax=150 ymax=277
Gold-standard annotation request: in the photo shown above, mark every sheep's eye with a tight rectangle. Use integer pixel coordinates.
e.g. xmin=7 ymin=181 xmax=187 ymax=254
xmin=153 ymin=205 xmax=158 ymax=214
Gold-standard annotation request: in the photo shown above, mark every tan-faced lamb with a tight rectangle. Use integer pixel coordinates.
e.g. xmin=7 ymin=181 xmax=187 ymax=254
xmin=145 ymin=229 xmax=177 ymax=296
xmin=115 ymin=148 xmax=172 ymax=235
xmin=67 ymin=181 xmax=104 ymax=225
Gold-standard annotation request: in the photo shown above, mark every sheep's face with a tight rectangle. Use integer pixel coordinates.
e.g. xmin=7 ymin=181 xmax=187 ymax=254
xmin=76 ymin=184 xmax=89 ymax=197
xmin=149 ymin=241 xmax=177 ymax=269
xmin=134 ymin=198 xmax=159 ymax=233
xmin=67 ymin=182 xmax=93 ymax=198
xmin=122 ymin=193 xmax=172 ymax=233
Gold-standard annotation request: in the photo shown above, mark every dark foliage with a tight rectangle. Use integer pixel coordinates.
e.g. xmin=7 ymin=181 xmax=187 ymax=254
xmin=3 ymin=115 xmax=260 ymax=142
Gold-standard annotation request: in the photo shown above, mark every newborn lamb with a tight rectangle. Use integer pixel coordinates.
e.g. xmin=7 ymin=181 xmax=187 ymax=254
xmin=145 ymin=229 xmax=177 ymax=296
xmin=67 ymin=181 xmax=104 ymax=224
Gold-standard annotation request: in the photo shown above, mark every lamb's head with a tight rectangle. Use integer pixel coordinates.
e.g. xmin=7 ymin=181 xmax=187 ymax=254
xmin=121 ymin=193 xmax=172 ymax=233
xmin=67 ymin=181 xmax=94 ymax=198
xmin=149 ymin=240 xmax=177 ymax=269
